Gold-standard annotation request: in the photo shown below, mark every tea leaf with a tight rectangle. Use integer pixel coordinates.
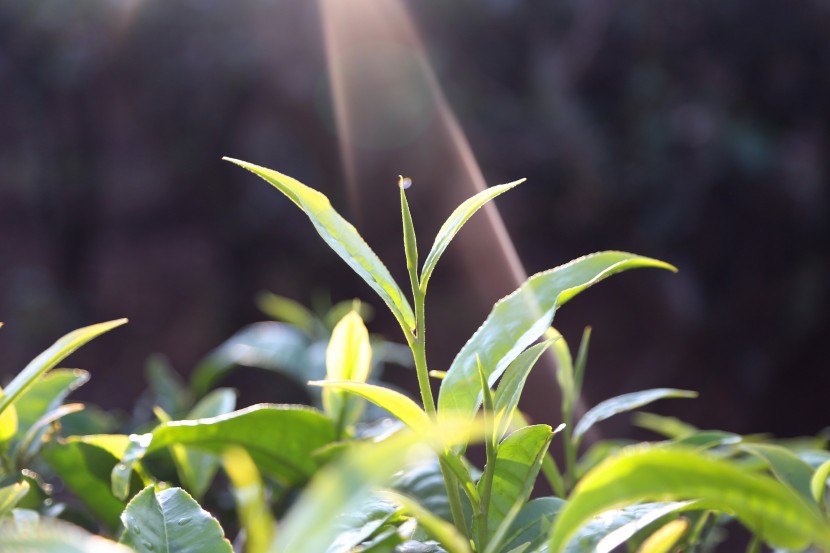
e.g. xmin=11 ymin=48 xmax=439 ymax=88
xmin=274 ymin=420 xmax=479 ymax=552
xmin=257 ymin=292 xmax=317 ymax=334
xmin=636 ymin=518 xmax=689 ymax=553
xmin=742 ymin=443 xmax=815 ymax=502
xmin=9 ymin=369 xmax=89 ymax=459
xmin=548 ymin=446 xmax=830 ymax=552
xmin=573 ymin=388 xmax=698 ymax=442
xmin=811 ymin=459 xmax=830 ymax=508
xmin=420 ymin=179 xmax=525 ymax=293
xmin=500 ymin=497 xmax=565 ymax=553
xmin=0 ymin=481 xmax=30 ymax=517
xmin=382 ymin=491 xmax=473 ymax=553
xmin=42 ymin=435 xmax=133 ymax=530
xmin=223 ymin=447 xmax=276 ymax=553
xmin=0 ymin=387 xmax=17 ymax=446
xmin=312 ymin=380 xmax=430 ymax=434
xmin=120 ymin=485 xmax=232 ymax=553
xmin=324 ymin=310 xmax=373 ymax=432
xmin=169 ymin=388 xmax=237 ymax=500
xmin=493 ymin=341 xmax=555 ymax=441
xmin=112 ymin=404 xmax=335 ymax=500
xmin=483 ymin=425 xmax=553 ymax=540
xmin=0 ymin=319 xmax=126 ymax=418
xmin=0 ymin=518 xmax=132 ymax=553
xmin=190 ymin=322 xmax=310 ymax=397
xmin=593 ymin=501 xmax=697 ymax=553
xmin=224 ymin=158 xmax=415 ymax=334
xmin=438 ymin=252 xmax=675 ymax=420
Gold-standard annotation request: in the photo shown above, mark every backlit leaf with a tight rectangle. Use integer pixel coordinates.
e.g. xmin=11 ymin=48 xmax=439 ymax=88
xmin=0 ymin=518 xmax=132 ymax=553
xmin=493 ymin=341 xmax=555 ymax=440
xmin=0 ymin=481 xmax=30 ymax=517
xmin=224 ymin=158 xmax=415 ymax=335
xmin=438 ymin=252 xmax=676 ymax=420
xmin=0 ymin=319 xmax=126 ymax=418
xmin=311 ymin=381 xmax=430 ymax=434
xmin=548 ymin=446 xmax=830 ymax=552
xmin=324 ymin=310 xmax=373 ymax=431
xmin=420 ymin=179 xmax=525 ymax=293
xmin=742 ymin=443 xmax=815 ymax=502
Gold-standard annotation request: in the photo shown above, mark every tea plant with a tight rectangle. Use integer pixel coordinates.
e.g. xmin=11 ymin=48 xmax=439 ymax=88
xmin=0 ymin=159 xmax=829 ymax=553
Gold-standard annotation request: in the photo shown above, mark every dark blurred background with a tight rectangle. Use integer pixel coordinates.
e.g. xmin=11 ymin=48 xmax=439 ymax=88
xmin=1 ymin=0 xmax=827 ymax=438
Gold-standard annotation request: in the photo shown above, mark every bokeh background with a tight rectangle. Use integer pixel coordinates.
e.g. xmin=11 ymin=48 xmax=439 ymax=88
xmin=1 ymin=0 xmax=827 ymax=438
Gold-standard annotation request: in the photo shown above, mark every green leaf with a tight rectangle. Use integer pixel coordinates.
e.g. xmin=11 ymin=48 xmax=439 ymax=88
xmin=273 ymin=419 xmax=478 ymax=553
xmin=14 ymin=402 xmax=85 ymax=465
xmin=224 ymin=158 xmax=415 ymax=334
xmin=222 ymin=447 xmax=275 ymax=553
xmin=190 ymin=322 xmax=311 ymax=397
xmin=573 ymin=389 xmax=698 ymax=442
xmin=144 ymin=355 xmax=191 ymax=417
xmin=169 ymin=389 xmax=237 ymax=500
xmin=548 ymin=446 xmax=830 ymax=552
xmin=420 ymin=179 xmax=525 ymax=293
xmin=400 ymin=183 xmax=420 ymax=295
xmin=483 ymin=425 xmax=553 ymax=540
xmin=590 ymin=501 xmax=696 ymax=553
xmin=327 ymin=498 xmax=399 ymax=553
xmin=0 ymin=518 xmax=133 ymax=553
xmin=120 ymin=485 xmax=232 ymax=553
xmin=438 ymin=252 xmax=676 ymax=419
xmin=311 ymin=381 xmax=431 ymax=434
xmin=0 ymin=481 xmax=30 ymax=517
xmin=9 ymin=369 xmax=88 ymax=457
xmin=112 ymin=404 xmax=335 ymax=499
xmin=810 ymin=459 xmax=830 ymax=508
xmin=501 ymin=497 xmax=565 ymax=553
xmin=257 ymin=291 xmax=317 ymax=334
xmin=324 ymin=310 xmax=373 ymax=432
xmin=742 ymin=443 xmax=815 ymax=503
xmin=392 ymin=461 xmax=452 ymax=522
xmin=0 ymin=319 xmax=126 ymax=418
xmin=381 ymin=490 xmax=473 ymax=553
xmin=41 ymin=435 xmax=133 ymax=530
xmin=631 ymin=412 xmax=697 ymax=439
xmin=493 ymin=341 xmax=555 ymax=440
xmin=636 ymin=518 xmax=689 ymax=553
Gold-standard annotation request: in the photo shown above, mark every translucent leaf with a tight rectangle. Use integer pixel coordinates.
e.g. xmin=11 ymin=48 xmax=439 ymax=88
xmin=223 ymin=447 xmax=275 ymax=553
xmin=548 ymin=446 xmax=830 ymax=552
xmin=0 ymin=319 xmax=125 ymax=418
xmin=120 ymin=485 xmax=232 ymax=553
xmin=438 ymin=252 xmax=676 ymax=421
xmin=636 ymin=518 xmax=689 ymax=553
xmin=324 ymin=310 xmax=373 ymax=430
xmin=811 ymin=459 xmax=830 ymax=508
xmin=573 ymin=389 xmax=698 ymax=442
xmin=420 ymin=179 xmax=525 ymax=293
xmin=224 ymin=158 xmax=415 ymax=334
xmin=0 ymin=387 xmax=17 ymax=446
xmin=311 ymin=381 xmax=430 ymax=434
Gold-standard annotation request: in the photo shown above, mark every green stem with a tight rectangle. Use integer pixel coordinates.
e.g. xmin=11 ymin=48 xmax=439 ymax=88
xmin=746 ymin=534 xmax=761 ymax=553
xmin=541 ymin=452 xmax=566 ymax=498
xmin=439 ymin=457 xmax=471 ymax=541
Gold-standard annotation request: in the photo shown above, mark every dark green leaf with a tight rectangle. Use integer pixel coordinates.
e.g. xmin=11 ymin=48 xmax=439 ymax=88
xmin=120 ymin=485 xmax=232 ymax=553
xmin=493 ymin=341 xmax=555 ymax=440
xmin=501 ymin=497 xmax=565 ymax=553
xmin=573 ymin=389 xmax=697 ymax=442
xmin=742 ymin=443 xmax=815 ymax=503
xmin=112 ymin=404 xmax=335 ymax=499
xmin=190 ymin=322 xmax=311 ymax=397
